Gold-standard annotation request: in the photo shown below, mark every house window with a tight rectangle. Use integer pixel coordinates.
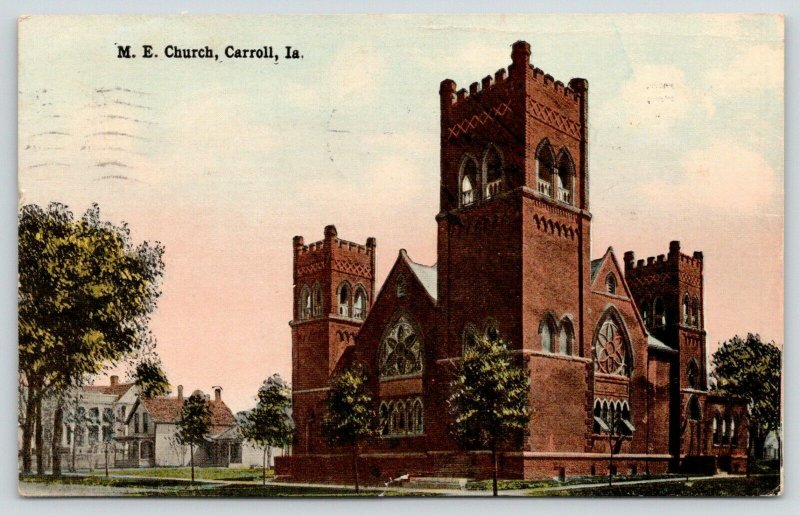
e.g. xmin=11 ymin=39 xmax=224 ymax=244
xmin=65 ymin=425 xmax=72 ymax=446
xmin=593 ymin=313 xmax=630 ymax=376
xmin=353 ymin=286 xmax=367 ymax=320
xmin=379 ymin=315 xmax=423 ymax=378
xmin=606 ymin=274 xmax=617 ymax=295
xmin=556 ymin=149 xmax=575 ymax=204
xmin=483 ymin=145 xmax=503 ymax=199
xmin=88 ymin=426 xmax=99 ymax=445
xmin=102 ymin=426 xmax=113 ymax=443
xmin=300 ymin=286 xmax=311 ymax=320
xmin=75 ymin=426 xmax=85 ymax=447
xmin=142 ymin=413 xmax=150 ymax=433
xmin=140 ymin=440 xmax=154 ymax=460
xmin=134 ymin=413 xmax=140 ymax=434
xmin=312 ymin=283 xmax=323 ymax=317
xmin=396 ymin=274 xmax=407 ymax=298
xmin=230 ymin=443 xmax=242 ymax=464
xmin=460 ymin=157 xmax=479 ymax=206
xmin=535 ymin=139 xmax=555 ymax=197
xmin=337 ymin=283 xmax=351 ymax=317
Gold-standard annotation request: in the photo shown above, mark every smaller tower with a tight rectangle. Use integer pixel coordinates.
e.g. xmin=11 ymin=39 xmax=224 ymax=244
xmin=290 ymin=226 xmax=376 ymax=455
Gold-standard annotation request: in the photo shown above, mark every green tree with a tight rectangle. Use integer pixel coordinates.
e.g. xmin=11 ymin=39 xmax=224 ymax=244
xmin=449 ymin=333 xmax=530 ymax=496
xmin=18 ymin=202 xmax=164 ymax=475
xmin=176 ymin=392 xmax=212 ymax=483
xmin=132 ymin=353 xmax=171 ymax=399
xmin=711 ymin=333 xmax=781 ymax=476
xmin=322 ymin=365 xmax=374 ymax=493
xmin=240 ymin=374 xmax=294 ymax=485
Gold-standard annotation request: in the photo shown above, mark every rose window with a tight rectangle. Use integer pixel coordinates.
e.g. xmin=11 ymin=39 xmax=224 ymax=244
xmin=593 ymin=318 xmax=628 ymax=376
xmin=379 ymin=316 xmax=422 ymax=378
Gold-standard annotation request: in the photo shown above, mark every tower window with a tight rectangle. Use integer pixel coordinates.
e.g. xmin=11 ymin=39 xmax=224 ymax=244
xmin=300 ymin=285 xmax=311 ymax=320
xmin=312 ymin=283 xmax=323 ymax=317
xmin=687 ymin=359 xmax=700 ymax=389
xmin=535 ymin=140 xmax=555 ymax=197
xmin=460 ymin=157 xmax=479 ymax=207
xmin=337 ymin=283 xmax=351 ymax=317
xmin=539 ymin=317 xmax=554 ymax=353
xmin=682 ymin=294 xmax=690 ymax=325
xmin=556 ymin=149 xmax=575 ymax=205
xmin=653 ymin=297 xmax=666 ymax=327
xmin=353 ymin=286 xmax=367 ymax=320
xmin=640 ymin=301 xmax=649 ymax=327
xmin=483 ymin=145 xmax=503 ymax=199
xmin=692 ymin=296 xmax=700 ymax=327
xmin=606 ymin=274 xmax=617 ymax=295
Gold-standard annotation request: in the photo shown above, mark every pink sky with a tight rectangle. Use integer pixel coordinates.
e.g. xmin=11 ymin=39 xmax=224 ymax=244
xmin=18 ymin=15 xmax=783 ymax=413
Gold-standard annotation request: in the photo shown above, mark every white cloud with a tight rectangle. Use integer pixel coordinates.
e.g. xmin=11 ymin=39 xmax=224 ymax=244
xmin=705 ymin=44 xmax=783 ymax=97
xmin=639 ymin=140 xmax=777 ymax=213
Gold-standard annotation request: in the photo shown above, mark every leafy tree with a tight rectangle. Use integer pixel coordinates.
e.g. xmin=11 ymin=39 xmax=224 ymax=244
xmin=18 ymin=202 xmax=164 ymax=475
xmin=176 ymin=392 xmax=212 ymax=482
xmin=322 ymin=365 xmax=374 ymax=493
xmin=240 ymin=374 xmax=294 ymax=485
xmin=711 ymin=334 xmax=781 ymax=476
xmin=449 ymin=333 xmax=530 ymax=496
xmin=132 ymin=354 xmax=171 ymax=399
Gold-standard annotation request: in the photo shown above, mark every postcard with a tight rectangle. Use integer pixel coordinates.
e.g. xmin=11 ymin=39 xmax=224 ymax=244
xmin=17 ymin=14 xmax=783 ymax=497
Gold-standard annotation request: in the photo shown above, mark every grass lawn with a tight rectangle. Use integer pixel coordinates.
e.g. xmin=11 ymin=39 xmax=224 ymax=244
xmin=529 ymin=475 xmax=781 ymax=497
xmin=20 ymin=474 xmax=205 ymax=490
xmin=466 ymin=473 xmax=684 ymax=491
xmin=87 ymin=466 xmax=271 ymax=482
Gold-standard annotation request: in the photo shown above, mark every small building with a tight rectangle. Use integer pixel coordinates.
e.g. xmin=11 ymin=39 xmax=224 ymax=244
xmin=117 ymin=386 xmax=237 ymax=468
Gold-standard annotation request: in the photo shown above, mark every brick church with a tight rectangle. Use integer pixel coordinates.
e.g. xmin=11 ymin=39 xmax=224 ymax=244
xmin=275 ymin=41 xmax=748 ymax=483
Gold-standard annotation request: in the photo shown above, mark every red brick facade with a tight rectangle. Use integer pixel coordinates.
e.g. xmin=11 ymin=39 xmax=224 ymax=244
xmin=276 ymin=41 xmax=747 ymax=484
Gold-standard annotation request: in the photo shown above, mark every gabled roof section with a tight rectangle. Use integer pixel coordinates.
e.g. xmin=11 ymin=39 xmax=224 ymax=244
xmin=82 ymin=382 xmax=135 ymax=399
xmin=127 ymin=394 xmax=237 ymax=434
xmin=590 ymin=258 xmax=604 ymax=281
xmin=648 ymin=334 xmax=677 ymax=354
xmin=400 ymin=249 xmax=437 ymax=301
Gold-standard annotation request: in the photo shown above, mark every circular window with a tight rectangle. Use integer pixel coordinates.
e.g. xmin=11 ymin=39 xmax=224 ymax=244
xmin=594 ymin=318 xmax=628 ymax=376
xmin=379 ymin=316 xmax=422 ymax=377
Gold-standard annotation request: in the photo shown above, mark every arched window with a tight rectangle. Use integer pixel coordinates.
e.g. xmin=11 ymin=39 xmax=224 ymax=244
xmin=337 ymin=283 xmax=351 ymax=317
xmin=353 ymin=286 xmax=367 ymax=320
xmin=593 ymin=312 xmax=631 ymax=376
xmin=722 ymin=418 xmax=728 ymax=444
xmin=640 ymin=300 xmax=649 ymax=327
xmin=682 ymin=294 xmax=690 ymax=325
xmin=653 ymin=297 xmax=666 ymax=327
xmin=460 ymin=157 xmax=479 ymax=206
xmin=484 ymin=318 xmax=500 ymax=341
xmin=535 ymin=140 xmax=555 ymax=197
xmin=606 ymin=274 xmax=617 ymax=295
xmin=396 ymin=274 xmax=407 ymax=298
xmin=312 ymin=283 xmax=323 ymax=317
xmin=379 ymin=402 xmax=389 ymax=436
xmin=413 ymin=399 xmax=424 ymax=433
xmin=389 ymin=403 xmax=398 ymax=434
xmin=692 ymin=296 xmax=700 ymax=327
xmin=379 ymin=315 xmax=423 ymax=378
xmin=730 ymin=418 xmax=737 ymax=447
xmin=539 ymin=317 xmax=554 ymax=353
xmin=483 ymin=145 xmax=503 ymax=199
xmin=687 ymin=359 xmax=700 ymax=389
xmin=556 ymin=149 xmax=575 ymax=204
xmin=713 ymin=413 xmax=722 ymax=445
xmin=688 ymin=395 xmax=701 ymax=421
xmin=462 ymin=323 xmax=479 ymax=352
xmin=299 ymin=285 xmax=311 ymax=320
xmin=397 ymin=400 xmax=407 ymax=433
xmin=558 ymin=319 xmax=574 ymax=355
xmin=593 ymin=400 xmax=602 ymax=433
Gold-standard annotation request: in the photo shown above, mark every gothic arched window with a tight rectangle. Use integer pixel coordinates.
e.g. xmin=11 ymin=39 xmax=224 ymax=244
xmin=484 ymin=318 xmax=500 ymax=341
xmin=606 ymin=273 xmax=617 ymax=295
xmin=640 ymin=300 xmax=650 ymax=327
xmin=413 ymin=398 xmax=424 ymax=433
xmin=539 ymin=317 xmax=555 ymax=353
xmin=556 ymin=149 xmax=575 ymax=204
xmin=483 ymin=145 xmax=503 ymax=199
xmin=379 ymin=315 xmax=423 ymax=378
xmin=379 ymin=402 xmax=389 ymax=436
xmin=353 ymin=286 xmax=367 ymax=320
xmin=460 ymin=156 xmax=479 ymax=207
xmin=558 ymin=319 xmax=574 ymax=355
xmin=692 ymin=296 xmax=701 ymax=327
xmin=683 ymin=294 xmax=690 ymax=325
xmin=299 ymin=285 xmax=311 ymax=320
xmin=653 ymin=297 xmax=666 ymax=327
xmin=535 ymin=140 xmax=555 ymax=197
xmin=312 ymin=283 xmax=323 ymax=317
xmin=337 ymin=282 xmax=351 ymax=317
xmin=593 ymin=313 xmax=631 ymax=376
xmin=462 ymin=323 xmax=479 ymax=352
xmin=396 ymin=274 xmax=407 ymax=298
xmin=688 ymin=395 xmax=701 ymax=421
xmin=687 ymin=359 xmax=700 ymax=389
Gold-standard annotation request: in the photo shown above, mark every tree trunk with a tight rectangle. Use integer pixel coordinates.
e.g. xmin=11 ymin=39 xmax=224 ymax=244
xmin=746 ymin=424 xmax=754 ymax=478
xmin=105 ymin=443 xmax=109 ymax=477
xmin=352 ymin=441 xmax=360 ymax=494
xmin=608 ymin=433 xmax=614 ymax=487
xmin=190 ymin=444 xmax=195 ymax=483
xmin=35 ymin=393 xmax=44 ymax=476
xmin=492 ymin=440 xmax=499 ymax=497
xmin=263 ymin=446 xmax=267 ymax=486
xmin=51 ymin=401 xmax=64 ymax=476
xmin=21 ymin=382 xmax=38 ymax=474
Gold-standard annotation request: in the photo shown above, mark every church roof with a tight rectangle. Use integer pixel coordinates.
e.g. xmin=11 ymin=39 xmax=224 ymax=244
xmin=401 ymin=250 xmax=437 ymax=300
xmin=647 ymin=334 xmax=677 ymax=354
xmin=590 ymin=258 xmax=604 ymax=280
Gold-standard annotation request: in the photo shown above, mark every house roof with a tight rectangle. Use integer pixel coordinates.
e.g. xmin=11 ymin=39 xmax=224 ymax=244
xmin=400 ymin=250 xmax=437 ymax=300
xmin=82 ymin=382 xmax=135 ymax=399
xmin=132 ymin=395 xmax=237 ymax=435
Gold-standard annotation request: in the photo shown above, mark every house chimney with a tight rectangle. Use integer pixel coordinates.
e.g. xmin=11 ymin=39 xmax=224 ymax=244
xmin=110 ymin=375 xmax=119 ymax=387
xmin=177 ymin=385 xmax=184 ymax=401
xmin=213 ymin=386 xmax=222 ymax=402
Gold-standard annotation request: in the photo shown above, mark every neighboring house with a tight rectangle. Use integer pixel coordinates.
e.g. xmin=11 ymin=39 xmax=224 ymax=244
xmin=212 ymin=425 xmax=290 ymax=468
xmin=118 ymin=386 xmax=238 ymax=467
